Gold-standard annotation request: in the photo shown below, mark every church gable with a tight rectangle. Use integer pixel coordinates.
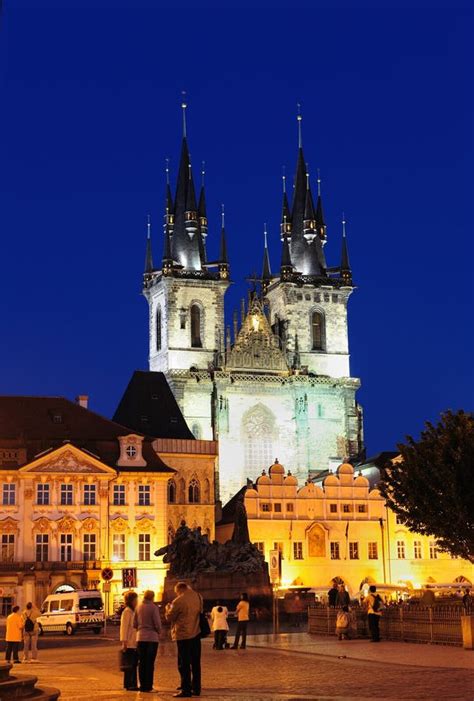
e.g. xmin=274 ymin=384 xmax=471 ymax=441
xmin=19 ymin=444 xmax=116 ymax=476
xmin=226 ymin=295 xmax=288 ymax=373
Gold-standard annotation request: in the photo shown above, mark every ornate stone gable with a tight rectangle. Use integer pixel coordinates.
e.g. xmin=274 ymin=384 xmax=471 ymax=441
xmin=225 ymin=296 xmax=289 ymax=373
xmin=19 ymin=444 xmax=117 ymax=476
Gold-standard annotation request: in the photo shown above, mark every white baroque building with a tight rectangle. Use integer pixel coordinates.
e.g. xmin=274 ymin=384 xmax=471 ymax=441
xmin=143 ymin=108 xmax=363 ymax=501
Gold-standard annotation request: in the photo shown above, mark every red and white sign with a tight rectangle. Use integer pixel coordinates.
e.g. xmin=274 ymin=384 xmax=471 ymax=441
xmin=101 ymin=567 xmax=114 ymax=582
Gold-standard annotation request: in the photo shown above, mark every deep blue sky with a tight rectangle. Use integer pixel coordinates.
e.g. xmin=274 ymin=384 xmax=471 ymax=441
xmin=1 ymin=4 xmax=473 ymax=454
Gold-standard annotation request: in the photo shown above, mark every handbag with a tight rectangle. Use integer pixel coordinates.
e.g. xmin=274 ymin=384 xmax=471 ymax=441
xmin=119 ymin=648 xmax=136 ymax=671
xmin=199 ymin=612 xmax=210 ymax=639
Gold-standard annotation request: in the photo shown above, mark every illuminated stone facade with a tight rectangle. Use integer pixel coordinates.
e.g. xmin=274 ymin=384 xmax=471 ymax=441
xmin=216 ymin=461 xmax=473 ymax=595
xmin=143 ymin=113 xmax=362 ymax=502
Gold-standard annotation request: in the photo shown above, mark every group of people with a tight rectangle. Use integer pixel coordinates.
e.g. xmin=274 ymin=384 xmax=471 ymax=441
xmin=329 ymin=582 xmax=384 ymax=642
xmin=120 ymin=586 xmax=251 ymax=695
xmin=4 ymin=602 xmax=41 ymax=664
xmin=209 ymin=593 xmax=250 ymax=650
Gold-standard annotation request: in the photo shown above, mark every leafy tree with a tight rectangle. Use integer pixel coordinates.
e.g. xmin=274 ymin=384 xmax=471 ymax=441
xmin=380 ymin=410 xmax=474 ymax=563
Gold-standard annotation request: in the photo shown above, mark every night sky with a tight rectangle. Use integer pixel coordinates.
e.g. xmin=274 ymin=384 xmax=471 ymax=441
xmin=1 ymin=3 xmax=472 ymax=455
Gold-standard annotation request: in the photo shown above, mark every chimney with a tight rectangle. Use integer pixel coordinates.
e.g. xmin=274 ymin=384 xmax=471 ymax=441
xmin=76 ymin=395 xmax=89 ymax=409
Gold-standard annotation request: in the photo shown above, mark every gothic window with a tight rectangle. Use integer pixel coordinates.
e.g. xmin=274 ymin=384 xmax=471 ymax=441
xmin=188 ymin=478 xmax=200 ymax=504
xmin=156 ymin=307 xmax=162 ymax=351
xmin=167 ymin=480 xmax=176 ymax=504
xmin=190 ymin=304 xmax=202 ymax=348
xmin=311 ymin=310 xmax=325 ymax=351
xmin=242 ymin=404 xmax=275 ymax=479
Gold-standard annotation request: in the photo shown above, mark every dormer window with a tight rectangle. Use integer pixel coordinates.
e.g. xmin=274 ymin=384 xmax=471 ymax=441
xmin=125 ymin=445 xmax=137 ymax=459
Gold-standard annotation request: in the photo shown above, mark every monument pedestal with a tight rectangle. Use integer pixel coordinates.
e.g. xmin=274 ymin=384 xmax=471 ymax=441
xmin=162 ymin=566 xmax=271 ymax=606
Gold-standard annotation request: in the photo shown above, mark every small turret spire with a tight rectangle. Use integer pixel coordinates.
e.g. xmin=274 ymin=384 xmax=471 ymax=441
xmin=165 ymin=158 xmax=174 ymax=221
xmin=144 ymin=214 xmax=154 ymax=274
xmin=317 ymin=168 xmax=321 ymax=197
xmin=218 ymin=204 xmax=230 ymax=280
xmin=198 ymin=160 xmax=207 ymax=240
xmin=280 ymin=232 xmax=293 ymax=280
xmin=303 ymin=168 xmax=317 ymax=243
xmin=340 ymin=212 xmax=352 ymax=284
xmin=280 ymin=166 xmax=292 ymax=240
xmin=315 ymin=169 xmax=327 ymax=243
xmin=262 ymin=223 xmax=272 ymax=287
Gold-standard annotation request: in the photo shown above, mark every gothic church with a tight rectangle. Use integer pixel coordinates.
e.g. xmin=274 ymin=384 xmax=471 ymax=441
xmin=143 ymin=106 xmax=363 ymax=501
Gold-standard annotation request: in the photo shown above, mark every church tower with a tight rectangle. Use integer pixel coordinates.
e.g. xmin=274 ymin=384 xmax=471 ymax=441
xmin=143 ymin=101 xmax=230 ymax=437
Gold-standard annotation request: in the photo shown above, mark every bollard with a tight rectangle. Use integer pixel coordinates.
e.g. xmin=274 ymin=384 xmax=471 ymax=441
xmin=461 ymin=615 xmax=474 ymax=650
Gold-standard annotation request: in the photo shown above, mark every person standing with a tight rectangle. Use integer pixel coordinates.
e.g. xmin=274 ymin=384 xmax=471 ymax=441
xmin=120 ymin=591 xmax=139 ymax=691
xmin=165 ymin=582 xmax=202 ymax=698
xmin=336 ymin=584 xmax=350 ymax=608
xmin=366 ymin=585 xmax=382 ymax=642
xmin=210 ymin=603 xmax=228 ymax=650
xmin=5 ymin=606 xmax=23 ymax=664
xmin=231 ymin=593 xmax=249 ymax=650
xmin=22 ymin=602 xmax=40 ymax=663
xmin=335 ymin=605 xmax=351 ymax=640
xmin=328 ymin=583 xmax=338 ymax=608
xmin=133 ymin=590 xmax=162 ymax=693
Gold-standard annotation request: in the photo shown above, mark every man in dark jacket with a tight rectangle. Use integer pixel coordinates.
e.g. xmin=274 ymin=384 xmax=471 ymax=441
xmin=328 ymin=583 xmax=338 ymax=607
xmin=165 ymin=582 xmax=202 ymax=698
xmin=336 ymin=584 xmax=350 ymax=608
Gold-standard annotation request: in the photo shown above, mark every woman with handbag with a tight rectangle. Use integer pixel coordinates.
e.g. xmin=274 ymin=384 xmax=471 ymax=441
xmin=120 ymin=591 xmax=138 ymax=691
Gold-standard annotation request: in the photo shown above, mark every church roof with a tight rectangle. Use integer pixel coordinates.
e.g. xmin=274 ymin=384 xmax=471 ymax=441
xmin=113 ymin=371 xmax=195 ymax=440
xmin=0 ymin=396 xmax=172 ymax=472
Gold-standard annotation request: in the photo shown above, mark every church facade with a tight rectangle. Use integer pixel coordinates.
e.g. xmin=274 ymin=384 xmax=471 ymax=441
xmin=143 ymin=106 xmax=363 ymax=501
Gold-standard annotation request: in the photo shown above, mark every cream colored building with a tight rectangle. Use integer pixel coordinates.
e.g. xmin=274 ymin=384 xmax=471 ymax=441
xmin=217 ymin=460 xmax=473 ymax=596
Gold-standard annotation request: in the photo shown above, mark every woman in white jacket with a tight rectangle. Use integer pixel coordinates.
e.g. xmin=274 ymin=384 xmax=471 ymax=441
xmin=210 ymin=602 xmax=229 ymax=650
xmin=120 ymin=591 xmax=138 ymax=690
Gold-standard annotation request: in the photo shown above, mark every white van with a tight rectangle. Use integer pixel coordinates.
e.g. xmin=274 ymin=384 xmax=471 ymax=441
xmin=37 ymin=590 xmax=104 ymax=636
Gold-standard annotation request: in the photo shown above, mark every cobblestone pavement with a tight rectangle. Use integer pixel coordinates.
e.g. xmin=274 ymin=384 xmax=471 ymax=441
xmin=14 ymin=635 xmax=474 ymax=701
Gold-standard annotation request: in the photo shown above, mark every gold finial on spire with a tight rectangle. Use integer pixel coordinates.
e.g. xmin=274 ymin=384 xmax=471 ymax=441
xmin=221 ymin=203 xmax=225 ymax=228
xmin=181 ymin=90 xmax=187 ymax=138
xmin=317 ymin=168 xmax=321 ymax=197
xmin=146 ymin=214 xmax=151 ymax=239
xmin=297 ymin=102 xmax=302 ymax=148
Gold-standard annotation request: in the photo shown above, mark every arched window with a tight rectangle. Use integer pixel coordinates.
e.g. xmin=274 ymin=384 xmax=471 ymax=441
xmin=188 ymin=478 xmax=200 ymax=504
xmin=156 ymin=307 xmax=162 ymax=351
xmin=311 ymin=310 xmax=325 ymax=351
xmin=190 ymin=305 xmax=202 ymax=348
xmin=167 ymin=480 xmax=176 ymax=504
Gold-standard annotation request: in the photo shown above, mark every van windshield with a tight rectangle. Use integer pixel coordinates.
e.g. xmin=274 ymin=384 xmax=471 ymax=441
xmin=78 ymin=597 xmax=103 ymax=611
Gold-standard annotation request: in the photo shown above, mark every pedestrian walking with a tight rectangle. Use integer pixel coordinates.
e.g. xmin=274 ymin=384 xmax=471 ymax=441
xmin=328 ymin=582 xmax=338 ymax=607
xmin=22 ymin=602 xmax=40 ymax=663
xmin=133 ymin=590 xmax=162 ymax=693
xmin=366 ymin=585 xmax=383 ymax=642
xmin=210 ymin=603 xmax=228 ymax=650
xmin=120 ymin=591 xmax=139 ymax=691
xmin=165 ymin=581 xmax=202 ymax=698
xmin=462 ymin=588 xmax=472 ymax=612
xmin=336 ymin=583 xmax=350 ymax=608
xmin=336 ymin=605 xmax=351 ymax=640
xmin=231 ymin=592 xmax=249 ymax=649
xmin=5 ymin=606 xmax=23 ymax=664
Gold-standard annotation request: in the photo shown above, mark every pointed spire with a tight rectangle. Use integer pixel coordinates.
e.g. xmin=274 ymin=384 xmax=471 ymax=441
xmin=280 ymin=233 xmax=293 ymax=281
xmin=262 ymin=223 xmax=272 ymax=287
xmin=303 ymin=167 xmax=317 ymax=243
xmin=218 ymin=204 xmax=230 ymax=279
xmin=315 ymin=168 xmax=327 ymax=242
xmin=297 ymin=103 xmax=303 ymax=149
xmin=164 ymin=158 xmax=174 ymax=231
xmin=340 ymin=213 xmax=352 ymax=284
xmin=198 ymin=161 xmax=208 ymax=239
xmin=144 ymin=214 xmax=154 ymax=274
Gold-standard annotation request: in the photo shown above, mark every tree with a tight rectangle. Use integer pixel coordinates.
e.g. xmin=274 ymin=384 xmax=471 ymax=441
xmin=380 ymin=410 xmax=474 ymax=563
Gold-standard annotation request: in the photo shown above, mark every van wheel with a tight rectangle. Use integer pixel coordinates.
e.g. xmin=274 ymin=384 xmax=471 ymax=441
xmin=38 ymin=624 xmax=44 ymax=637
xmin=93 ymin=628 xmax=101 ymax=634
xmin=65 ymin=623 xmax=74 ymax=636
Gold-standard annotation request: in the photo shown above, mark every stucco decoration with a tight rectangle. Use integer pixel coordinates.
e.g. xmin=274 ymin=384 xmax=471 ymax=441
xmin=0 ymin=517 xmax=20 ymax=534
xmin=308 ymin=523 xmax=326 ymax=557
xmin=110 ymin=517 xmax=129 ymax=532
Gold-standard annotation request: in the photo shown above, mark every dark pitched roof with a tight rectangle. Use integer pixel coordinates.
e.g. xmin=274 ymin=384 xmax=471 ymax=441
xmin=113 ymin=371 xmax=194 ymax=440
xmin=217 ymin=485 xmax=247 ymax=526
xmin=0 ymin=396 xmax=172 ymax=472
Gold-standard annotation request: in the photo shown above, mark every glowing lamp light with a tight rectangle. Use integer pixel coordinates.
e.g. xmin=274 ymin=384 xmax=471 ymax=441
xmin=251 ymin=315 xmax=260 ymax=332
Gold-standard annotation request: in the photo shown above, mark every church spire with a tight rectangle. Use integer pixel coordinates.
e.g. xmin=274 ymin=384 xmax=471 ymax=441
xmin=303 ymin=167 xmax=317 ymax=243
xmin=315 ymin=168 xmax=327 ymax=243
xmin=340 ymin=213 xmax=352 ymax=284
xmin=262 ymin=223 xmax=272 ymax=291
xmin=218 ymin=204 xmax=230 ymax=280
xmin=280 ymin=231 xmax=293 ymax=281
xmin=144 ymin=214 xmax=154 ymax=274
xmin=198 ymin=161 xmax=208 ymax=239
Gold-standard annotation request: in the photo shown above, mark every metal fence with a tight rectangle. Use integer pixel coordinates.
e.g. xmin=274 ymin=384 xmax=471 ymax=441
xmin=308 ymin=604 xmax=465 ymax=646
